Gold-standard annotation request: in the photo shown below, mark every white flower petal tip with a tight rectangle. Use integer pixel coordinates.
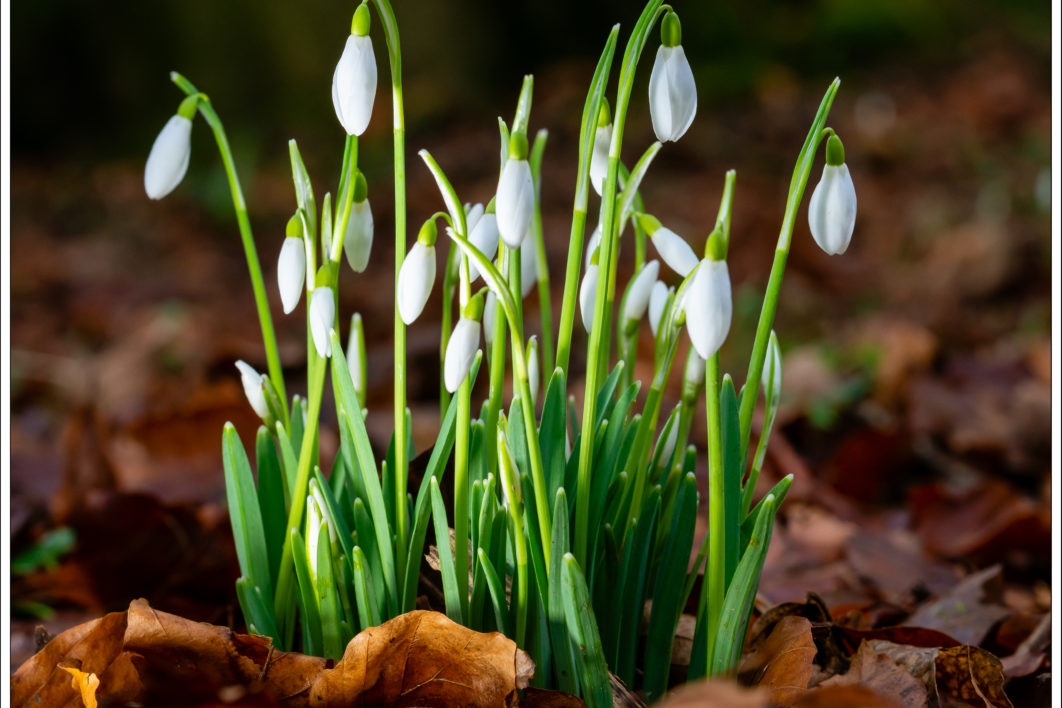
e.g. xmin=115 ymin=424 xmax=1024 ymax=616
xmin=648 ymin=45 xmax=697 ymax=143
xmin=235 ymin=360 xmax=269 ymax=419
xmin=579 ymin=264 xmax=599 ymax=334
xmin=521 ymin=240 xmax=538 ymax=299
xmin=585 ymin=225 xmax=602 ymax=270
xmin=685 ymin=259 xmax=732 ymax=360
xmin=651 ymin=227 xmax=699 ymax=277
xmin=589 ymin=124 xmax=613 ymax=196
xmin=277 ymin=237 xmax=307 ymax=314
xmin=496 ymin=159 xmax=534 ymax=249
xmin=526 ymin=336 xmax=540 ymax=408
xmin=808 ymin=164 xmax=857 ymax=255
xmin=648 ymin=281 xmax=669 ymax=337
xmin=623 ymin=260 xmax=660 ymax=322
xmin=144 ymin=115 xmax=193 ymax=200
xmin=397 ymin=241 xmax=436 ymax=325
xmin=343 ymin=199 xmax=375 ymax=272
xmin=468 ymin=212 xmax=499 ymax=282
xmin=483 ymin=291 xmax=497 ymax=346
xmin=309 ymin=287 xmax=336 ymax=358
xmin=332 ymin=34 xmax=378 ymax=136
xmin=444 ymin=318 xmax=481 ymax=393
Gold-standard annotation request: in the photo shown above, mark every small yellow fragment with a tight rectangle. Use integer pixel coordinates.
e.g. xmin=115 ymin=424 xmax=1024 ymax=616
xmin=59 ymin=665 xmax=99 ymax=708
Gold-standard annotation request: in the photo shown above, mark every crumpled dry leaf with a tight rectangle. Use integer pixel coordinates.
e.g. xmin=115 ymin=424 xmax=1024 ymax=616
xmin=791 ymin=684 xmax=905 ymax=708
xmin=738 ymin=615 xmax=817 ymax=706
xmin=905 ymin=565 xmax=1010 ymax=646
xmin=820 ymin=641 xmax=928 ymax=708
xmin=654 ymin=679 xmax=770 ymax=708
xmin=13 ymin=600 xmax=535 ymax=708
xmin=934 ymin=645 xmax=1013 ymax=708
xmin=59 ymin=665 xmax=100 ymax=708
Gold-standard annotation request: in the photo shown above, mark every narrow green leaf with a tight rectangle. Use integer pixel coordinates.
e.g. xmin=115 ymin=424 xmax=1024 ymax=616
xmin=315 ymin=521 xmax=343 ymax=660
xmin=476 ymin=548 xmax=510 ymax=637
xmin=255 ymin=427 xmax=287 ymax=588
xmin=562 ymin=554 xmax=611 ymax=708
xmin=430 ymin=478 xmax=463 ymax=624
xmin=223 ymin=424 xmax=272 ymax=600
xmin=290 ymin=527 xmax=322 ymax=657
xmin=720 ymin=375 xmax=742 ymax=587
xmin=351 ymin=545 xmax=382 ymax=629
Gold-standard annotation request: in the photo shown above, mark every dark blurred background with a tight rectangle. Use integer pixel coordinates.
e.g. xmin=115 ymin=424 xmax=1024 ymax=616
xmin=9 ymin=0 xmax=1052 ymax=675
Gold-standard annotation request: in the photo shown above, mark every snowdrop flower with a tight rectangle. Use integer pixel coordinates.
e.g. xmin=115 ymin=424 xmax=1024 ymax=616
xmin=579 ymin=257 xmax=600 ymax=334
xmin=444 ymin=295 xmax=483 ymax=393
xmin=235 ymin=360 xmax=269 ymax=419
xmin=144 ymin=96 xmax=198 ymax=200
xmin=343 ymin=172 xmax=374 ymax=272
xmin=397 ymin=220 xmax=438 ymax=324
xmin=589 ymin=99 xmax=612 ymax=196
xmin=648 ymin=11 xmax=697 ymax=143
xmin=660 ymin=412 xmax=680 ymax=463
xmin=467 ymin=205 xmax=499 ymax=282
xmin=763 ymin=330 xmax=782 ymax=393
xmin=681 ymin=349 xmax=706 ymax=403
xmin=277 ymin=213 xmax=307 ymax=314
xmin=637 ymin=213 xmax=699 ymax=277
xmin=585 ymin=223 xmax=602 ymax=270
xmin=496 ymin=132 xmax=534 ymax=249
xmin=685 ymin=258 xmax=732 ymax=359
xmin=332 ymin=4 xmax=377 ymax=136
xmin=521 ymin=238 xmax=538 ymax=299
xmin=623 ymin=259 xmax=660 ymax=323
xmin=808 ymin=135 xmax=856 ymax=255
xmin=310 ymin=286 xmax=336 ymax=358
xmin=526 ymin=336 xmax=540 ymax=408
xmin=648 ymin=281 xmax=670 ymax=337
xmin=483 ymin=291 xmax=497 ymax=346
xmin=346 ymin=313 xmax=367 ymax=407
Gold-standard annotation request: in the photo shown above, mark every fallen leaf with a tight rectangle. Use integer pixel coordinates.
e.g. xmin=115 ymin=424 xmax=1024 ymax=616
xmin=998 ymin=613 xmax=1049 ymax=679
xmin=820 ymin=641 xmax=928 ymax=708
xmin=654 ymin=679 xmax=769 ymax=708
xmin=934 ymin=645 xmax=1013 ymax=708
xmin=792 ymin=684 xmax=905 ymax=708
xmin=905 ymin=565 xmax=1010 ymax=646
xmin=868 ymin=640 xmax=940 ymax=703
xmin=58 ymin=666 xmax=99 ymax=708
xmin=738 ymin=615 xmax=816 ymax=706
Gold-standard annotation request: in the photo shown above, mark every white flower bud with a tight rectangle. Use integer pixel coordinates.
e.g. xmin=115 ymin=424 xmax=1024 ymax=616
xmin=496 ymin=158 xmax=534 ymax=249
xmin=684 ymin=350 xmax=706 ymax=388
xmin=483 ymin=291 xmax=497 ymax=346
xmin=651 ymin=227 xmax=699 ymax=277
xmin=590 ymin=123 xmax=613 ymax=196
xmin=526 ymin=336 xmax=540 ymax=408
xmin=346 ymin=313 xmax=366 ymax=406
xmin=235 ymin=360 xmax=269 ymax=419
xmin=277 ymin=237 xmax=306 ymax=314
xmin=331 ymin=32 xmax=377 ymax=136
xmin=343 ymin=198 xmax=374 ymax=273
xmin=468 ymin=211 xmax=499 ymax=282
xmin=648 ymin=281 xmax=670 ymax=337
xmin=444 ymin=317 xmax=481 ymax=393
xmin=309 ymin=287 xmax=336 ymax=358
xmin=685 ymin=259 xmax=732 ymax=359
xmin=521 ymin=239 xmax=538 ymax=299
xmin=397 ymin=241 xmax=436 ymax=325
xmin=623 ymin=260 xmax=660 ymax=323
xmin=808 ymin=164 xmax=857 ymax=255
xmin=579 ymin=263 xmax=599 ymax=334
xmin=648 ymin=45 xmax=697 ymax=143
xmin=144 ymin=115 xmax=193 ymax=200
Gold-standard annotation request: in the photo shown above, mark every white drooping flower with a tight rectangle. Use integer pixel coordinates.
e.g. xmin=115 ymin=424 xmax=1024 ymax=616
xmin=343 ymin=173 xmax=374 ymax=272
xmin=526 ymin=336 xmax=540 ymax=408
xmin=808 ymin=135 xmax=857 ymax=255
xmin=496 ymin=133 xmax=534 ymax=249
xmin=521 ymin=238 xmax=538 ymax=299
xmin=235 ymin=360 xmax=269 ymax=419
xmin=277 ymin=235 xmax=306 ymax=315
xmin=590 ymin=123 xmax=613 ymax=196
xmin=648 ymin=281 xmax=670 ymax=336
xmin=467 ymin=208 xmax=499 ymax=282
xmin=346 ymin=313 xmax=366 ymax=406
xmin=684 ymin=349 xmax=706 ymax=389
xmin=579 ymin=263 xmax=599 ymax=334
xmin=651 ymin=226 xmax=698 ymax=277
xmin=309 ymin=286 xmax=336 ymax=358
xmin=685 ymin=258 xmax=732 ymax=360
xmin=444 ymin=317 xmax=481 ymax=393
xmin=483 ymin=290 xmax=497 ymax=346
xmin=397 ymin=233 xmax=436 ymax=325
xmin=144 ymin=100 xmax=196 ymax=199
xmin=331 ymin=5 xmax=377 ymax=136
xmin=648 ymin=12 xmax=697 ymax=143
xmin=623 ymin=259 xmax=660 ymax=322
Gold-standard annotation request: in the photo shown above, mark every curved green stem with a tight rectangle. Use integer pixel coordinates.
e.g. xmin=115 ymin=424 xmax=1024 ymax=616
xmin=703 ymin=353 xmax=724 ymax=672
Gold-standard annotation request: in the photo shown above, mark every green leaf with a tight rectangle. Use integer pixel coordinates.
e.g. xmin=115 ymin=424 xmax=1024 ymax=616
xmin=616 ymin=489 xmax=660 ymax=683
xmin=562 ymin=554 xmax=611 ymax=708
xmin=547 ymin=488 xmax=578 ymax=694
xmin=720 ymin=375 xmax=742 ymax=588
xmin=289 ymin=527 xmax=322 ymax=656
xmin=289 ymin=139 xmax=317 ymax=240
xmin=314 ymin=521 xmax=344 ymax=659
xmin=539 ymin=367 xmax=568 ymax=500
xmin=352 ymin=498 xmax=386 ymax=614
xmin=476 ymin=548 xmax=510 ymax=637
xmin=351 ymin=545 xmax=382 ymax=629
xmin=235 ymin=577 xmax=278 ymax=641
xmin=255 ymin=427 xmax=287 ymax=589
xmin=275 ymin=422 xmax=300 ymax=503
xmin=430 ymin=477 xmax=463 ymax=624
xmin=223 ymin=424 xmax=272 ymax=601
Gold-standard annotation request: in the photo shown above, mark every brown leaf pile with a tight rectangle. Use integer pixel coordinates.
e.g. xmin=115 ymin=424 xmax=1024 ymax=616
xmin=13 ymin=600 xmax=537 ymax=708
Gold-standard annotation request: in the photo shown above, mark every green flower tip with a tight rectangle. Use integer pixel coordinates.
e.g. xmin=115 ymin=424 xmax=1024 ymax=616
xmin=418 ymin=217 xmax=438 ymax=247
xmin=485 ymin=196 xmax=497 ymax=214
xmin=351 ymin=3 xmax=371 ymax=36
xmin=825 ymin=134 xmax=846 ymax=166
xmin=508 ymin=131 xmax=529 ymax=161
xmin=597 ymin=98 xmax=612 ymax=128
xmin=464 ymin=291 xmax=485 ymax=321
xmin=705 ymin=228 xmax=726 ymax=261
xmin=661 ymin=10 xmax=682 ymax=48
xmin=352 ymin=171 xmax=368 ymax=203
xmin=177 ymin=95 xmax=199 ymax=120
xmin=286 ymin=211 xmax=305 ymax=239
xmin=634 ymin=212 xmax=662 ymax=235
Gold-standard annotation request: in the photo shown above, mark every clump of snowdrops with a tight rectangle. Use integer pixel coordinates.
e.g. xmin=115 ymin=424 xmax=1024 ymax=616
xmin=144 ymin=0 xmax=856 ymax=704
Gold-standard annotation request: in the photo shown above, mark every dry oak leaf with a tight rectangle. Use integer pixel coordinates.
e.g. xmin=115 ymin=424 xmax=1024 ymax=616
xmin=654 ymin=678 xmax=770 ymax=708
xmin=58 ymin=665 xmax=100 ymax=708
xmin=738 ymin=615 xmax=817 ymax=706
xmin=934 ymin=645 xmax=1013 ymax=708
xmin=820 ymin=641 xmax=928 ymax=708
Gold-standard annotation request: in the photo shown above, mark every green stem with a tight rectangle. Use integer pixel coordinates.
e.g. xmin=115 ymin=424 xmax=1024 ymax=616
xmin=170 ymin=73 xmax=288 ymax=421
xmin=704 ymin=353 xmax=723 ymax=672
xmin=529 ymin=129 xmax=554 ymax=369
xmin=454 ymin=373 xmax=472 ymax=619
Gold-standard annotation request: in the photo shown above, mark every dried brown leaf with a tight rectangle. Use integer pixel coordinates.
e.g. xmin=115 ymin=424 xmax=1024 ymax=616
xmin=821 ymin=641 xmax=928 ymax=708
xmin=792 ymin=684 xmax=905 ymax=708
xmin=905 ymin=565 xmax=1010 ymax=646
xmin=738 ymin=615 xmax=817 ymax=706
xmin=934 ymin=645 xmax=1014 ymax=708
xmin=655 ymin=679 xmax=770 ymax=708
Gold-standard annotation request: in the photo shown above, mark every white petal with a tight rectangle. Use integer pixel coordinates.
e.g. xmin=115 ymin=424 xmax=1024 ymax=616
xmin=808 ymin=164 xmax=857 ymax=255
xmin=496 ymin=158 xmax=534 ymax=249
xmin=343 ymin=199 xmax=374 ymax=272
xmin=579 ymin=264 xmax=599 ymax=333
xmin=235 ymin=360 xmax=269 ymax=419
xmin=660 ymin=415 xmax=679 ymax=462
xmin=521 ymin=240 xmax=538 ymax=299
xmin=144 ymin=115 xmax=192 ymax=199
xmin=762 ymin=332 xmax=782 ymax=392
xmin=465 ymin=203 xmax=485 ymax=234
xmin=585 ymin=224 xmax=602 ymax=270
xmin=468 ymin=212 xmax=499 ymax=282
xmin=277 ymin=237 xmax=306 ymax=314
xmin=444 ymin=318 xmax=481 ymax=392
xmin=589 ymin=124 xmax=612 ymax=196
xmin=332 ymin=35 xmax=377 ymax=136
xmin=397 ymin=242 xmax=436 ymax=324
xmin=649 ymin=45 xmax=697 ymax=143
xmin=483 ymin=291 xmax=497 ymax=345
xmin=306 ymin=493 xmax=322 ymax=578
xmin=685 ymin=259 xmax=732 ymax=359
xmin=684 ymin=350 xmax=706 ymax=387
xmin=310 ymin=287 xmax=336 ymax=357
xmin=526 ymin=336 xmax=540 ymax=408
xmin=651 ymin=227 xmax=699 ymax=277
xmin=648 ymin=281 xmax=669 ymax=336
xmin=346 ymin=315 xmax=365 ymax=400
xmin=623 ymin=260 xmax=660 ymax=322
